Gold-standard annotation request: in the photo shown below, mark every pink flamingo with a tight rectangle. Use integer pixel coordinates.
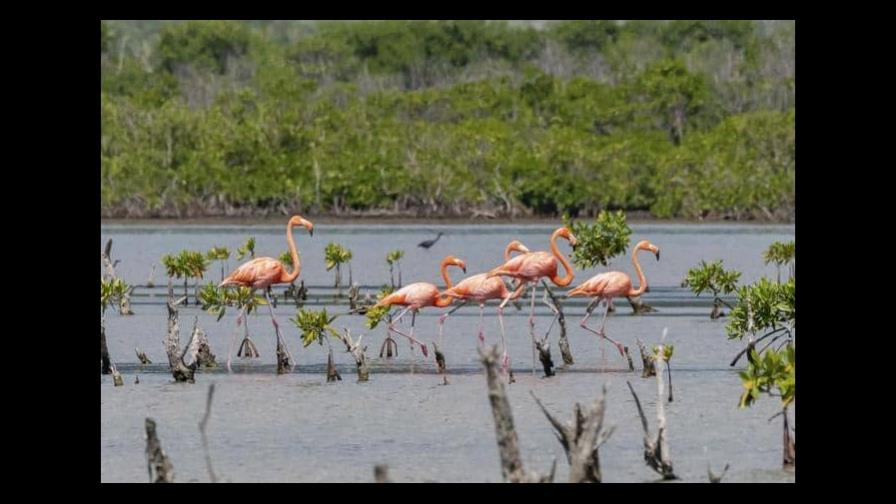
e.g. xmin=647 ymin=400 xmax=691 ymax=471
xmin=486 ymin=227 xmax=578 ymax=371
xmin=372 ymin=255 xmax=467 ymax=359
xmin=567 ymin=240 xmax=660 ymax=359
xmin=441 ymin=240 xmax=531 ymax=367
xmin=219 ymin=215 xmax=313 ymax=371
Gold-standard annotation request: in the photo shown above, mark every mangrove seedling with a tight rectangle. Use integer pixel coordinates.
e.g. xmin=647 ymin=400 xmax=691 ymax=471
xmin=366 ymin=286 xmax=397 ymax=357
xmin=101 ymin=277 xmax=132 ymax=374
xmin=236 ymin=237 xmax=256 ymax=260
xmin=739 ymin=344 xmax=795 ymax=467
xmin=386 ymin=249 xmax=405 ymax=288
xmin=324 ymin=242 xmax=353 ymax=296
xmin=726 ymin=277 xmax=795 ymax=367
xmin=565 ymin=210 xmax=652 ymax=313
xmin=207 ymin=246 xmax=231 ymax=283
xmin=290 ymin=308 xmax=341 ymax=348
xmin=198 ymin=283 xmax=267 ymax=363
xmin=683 ymin=260 xmax=741 ymax=319
xmin=763 ymin=240 xmax=795 ymax=282
xmin=162 ymin=250 xmax=209 ymax=305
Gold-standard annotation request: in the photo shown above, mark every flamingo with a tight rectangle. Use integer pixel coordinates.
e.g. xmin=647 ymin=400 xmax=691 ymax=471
xmin=486 ymin=227 xmax=578 ymax=372
xmin=567 ymin=240 xmax=660 ymax=360
xmin=441 ymin=240 xmax=530 ymax=371
xmin=219 ymin=215 xmax=313 ymax=372
xmin=372 ymin=255 xmax=467 ymax=359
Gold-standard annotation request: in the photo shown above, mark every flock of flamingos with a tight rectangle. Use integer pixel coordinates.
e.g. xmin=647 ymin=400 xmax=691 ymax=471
xmin=219 ymin=215 xmax=661 ymax=374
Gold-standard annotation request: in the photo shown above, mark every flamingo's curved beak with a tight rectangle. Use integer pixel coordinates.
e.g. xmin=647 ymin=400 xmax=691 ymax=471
xmin=655 ymin=250 xmax=660 ymax=261
xmin=309 ymin=227 xmax=314 ymax=237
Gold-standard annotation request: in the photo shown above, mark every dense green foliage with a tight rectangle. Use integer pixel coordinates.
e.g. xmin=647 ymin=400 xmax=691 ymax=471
xmin=290 ymin=308 xmax=341 ymax=347
xmin=566 ymin=210 xmax=632 ymax=268
xmin=102 ymin=20 xmax=794 ymax=220
xmin=199 ymin=283 xmax=266 ymax=320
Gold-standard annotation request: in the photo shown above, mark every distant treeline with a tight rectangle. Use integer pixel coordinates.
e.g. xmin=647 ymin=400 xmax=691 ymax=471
xmin=101 ymin=20 xmax=795 ymax=221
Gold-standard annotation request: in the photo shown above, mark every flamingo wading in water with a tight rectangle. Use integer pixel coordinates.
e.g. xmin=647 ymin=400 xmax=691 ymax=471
xmin=567 ymin=240 xmax=660 ymax=362
xmin=441 ymin=240 xmax=530 ymax=369
xmin=486 ymin=227 xmax=578 ymax=373
xmin=372 ymin=255 xmax=467 ymax=359
xmin=219 ymin=215 xmax=314 ymax=371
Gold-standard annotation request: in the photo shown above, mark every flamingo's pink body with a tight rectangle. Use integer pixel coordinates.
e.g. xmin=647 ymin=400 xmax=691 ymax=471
xmin=218 ymin=215 xmax=314 ymax=371
xmin=568 ymin=240 xmax=661 ymax=359
xmin=373 ymin=255 xmax=467 ymax=358
xmin=485 ymin=227 xmax=578 ymax=372
xmin=443 ymin=240 xmax=530 ymax=303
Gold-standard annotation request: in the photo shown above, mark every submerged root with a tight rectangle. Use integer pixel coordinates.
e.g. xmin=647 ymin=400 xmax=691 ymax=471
xmin=237 ymin=338 xmax=260 ymax=359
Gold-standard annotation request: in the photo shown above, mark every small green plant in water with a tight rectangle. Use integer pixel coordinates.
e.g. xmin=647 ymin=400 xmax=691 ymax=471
xmin=683 ymin=260 xmax=741 ymax=318
xmin=101 ymin=277 xmax=132 ymax=315
xmin=162 ymin=250 xmax=209 ymax=303
xmin=236 ymin=237 xmax=256 ymax=260
xmin=199 ymin=283 xmax=266 ymax=321
xmin=763 ymin=240 xmax=795 ymax=282
xmin=290 ymin=308 xmax=341 ymax=347
xmin=324 ymin=242 xmax=353 ymax=294
xmin=207 ymin=246 xmax=231 ymax=282
xmin=386 ymin=249 xmax=405 ymax=288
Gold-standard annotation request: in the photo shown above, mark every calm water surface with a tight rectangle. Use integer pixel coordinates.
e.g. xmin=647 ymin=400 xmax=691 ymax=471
xmin=100 ymin=223 xmax=795 ymax=483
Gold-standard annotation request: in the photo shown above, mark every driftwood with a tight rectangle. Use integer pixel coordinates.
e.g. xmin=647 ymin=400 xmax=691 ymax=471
xmin=534 ymin=337 xmax=555 ymax=378
xmin=626 ymin=342 xmax=677 ymax=480
xmin=165 ymin=281 xmax=198 ymax=383
xmin=531 ymin=386 xmax=614 ymax=482
xmin=374 ymin=464 xmax=392 ymax=483
xmin=101 ymin=312 xmax=112 ymax=374
xmin=145 ymin=418 xmax=174 ymax=483
xmin=479 ymin=345 xmax=555 ymax=483
xmin=326 ymin=347 xmax=342 ymax=382
xmin=542 ymin=282 xmax=573 ymax=366
xmin=337 ymin=329 xmax=369 ymax=382
xmin=276 ymin=338 xmax=291 ymax=375
xmin=198 ymin=384 xmax=218 ymax=483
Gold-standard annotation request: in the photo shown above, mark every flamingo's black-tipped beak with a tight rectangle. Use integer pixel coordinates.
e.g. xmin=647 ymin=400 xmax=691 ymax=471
xmin=309 ymin=227 xmax=314 ymax=237
xmin=462 ymin=266 xmax=467 ymax=274
xmin=655 ymin=251 xmax=660 ymax=261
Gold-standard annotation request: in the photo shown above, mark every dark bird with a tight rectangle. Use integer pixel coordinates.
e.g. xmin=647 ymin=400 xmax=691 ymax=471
xmin=418 ymin=232 xmax=444 ymax=249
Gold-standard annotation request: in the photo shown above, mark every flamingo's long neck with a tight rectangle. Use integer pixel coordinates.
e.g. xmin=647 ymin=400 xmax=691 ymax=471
xmin=281 ymin=221 xmax=302 ymax=283
xmin=627 ymin=245 xmax=648 ymax=297
xmin=436 ymin=260 xmax=459 ymax=307
xmin=503 ymin=243 xmax=518 ymax=261
xmin=549 ymin=230 xmax=575 ymax=287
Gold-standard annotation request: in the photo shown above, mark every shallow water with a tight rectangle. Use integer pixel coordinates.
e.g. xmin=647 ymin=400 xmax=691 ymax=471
xmin=100 ymin=223 xmax=795 ymax=483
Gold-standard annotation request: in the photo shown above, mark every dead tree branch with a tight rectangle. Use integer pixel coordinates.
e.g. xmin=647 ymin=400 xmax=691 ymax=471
xmin=145 ymin=418 xmax=174 ymax=483
xmin=198 ymin=384 xmax=218 ymax=483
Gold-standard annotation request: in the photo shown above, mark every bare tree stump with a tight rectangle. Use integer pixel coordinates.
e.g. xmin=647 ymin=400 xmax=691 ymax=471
xmin=708 ymin=463 xmax=730 ymax=483
xmin=374 ymin=464 xmax=392 ymax=483
xmin=111 ymin=364 xmax=124 ymax=387
xmin=145 ymin=418 xmax=174 ymax=483
xmin=783 ymin=408 xmax=795 ymax=468
xmin=135 ymin=347 xmax=152 ymax=366
xmin=636 ymin=338 xmax=656 ymax=378
xmin=542 ymin=282 xmax=573 ymax=366
xmin=627 ymin=296 xmax=656 ymax=315
xmin=198 ymin=384 xmax=218 ymax=483
xmin=534 ymin=337 xmax=555 ymax=377
xmin=101 ymin=313 xmax=112 ymax=375
xmin=531 ymin=386 xmax=614 ymax=482
xmin=433 ymin=342 xmax=449 ymax=385
xmin=479 ymin=345 xmax=555 ymax=483
xmin=165 ymin=281 xmax=197 ymax=383
xmin=276 ymin=337 xmax=292 ymax=375
xmin=627 ymin=364 xmax=676 ymax=479
xmin=188 ymin=320 xmax=217 ymax=368
xmin=326 ymin=347 xmax=342 ymax=382
xmin=338 ymin=329 xmax=370 ymax=382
